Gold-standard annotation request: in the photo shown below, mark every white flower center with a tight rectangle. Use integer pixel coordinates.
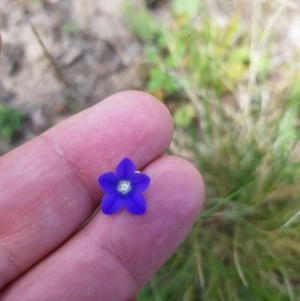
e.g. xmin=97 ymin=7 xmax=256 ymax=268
xmin=117 ymin=180 xmax=131 ymax=194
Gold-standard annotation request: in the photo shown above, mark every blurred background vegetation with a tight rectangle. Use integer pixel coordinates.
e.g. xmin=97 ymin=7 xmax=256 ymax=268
xmin=1 ymin=0 xmax=300 ymax=300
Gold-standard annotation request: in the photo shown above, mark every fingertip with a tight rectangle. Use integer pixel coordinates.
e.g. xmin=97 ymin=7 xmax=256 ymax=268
xmin=101 ymin=90 xmax=174 ymax=151
xmin=104 ymin=90 xmax=172 ymax=123
xmin=45 ymin=90 xmax=174 ymax=185
xmin=144 ymin=155 xmax=205 ymax=229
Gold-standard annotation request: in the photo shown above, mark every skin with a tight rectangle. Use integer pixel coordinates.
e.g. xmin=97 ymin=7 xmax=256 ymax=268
xmin=0 ymin=34 xmax=205 ymax=300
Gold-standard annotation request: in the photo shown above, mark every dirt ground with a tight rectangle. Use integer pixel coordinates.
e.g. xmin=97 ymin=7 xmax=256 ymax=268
xmin=0 ymin=0 xmax=143 ymax=144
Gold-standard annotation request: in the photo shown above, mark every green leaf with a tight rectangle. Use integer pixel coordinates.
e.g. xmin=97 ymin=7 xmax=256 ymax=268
xmin=62 ymin=21 xmax=76 ymax=33
xmin=173 ymin=104 xmax=195 ymax=126
xmin=256 ymin=56 xmax=271 ymax=77
xmin=0 ymin=106 xmax=23 ymax=140
xmin=145 ymin=46 xmax=158 ymax=63
xmin=231 ymin=47 xmax=250 ymax=64
xmin=124 ymin=5 xmax=159 ymax=42
xmin=171 ymin=0 xmax=200 ymax=20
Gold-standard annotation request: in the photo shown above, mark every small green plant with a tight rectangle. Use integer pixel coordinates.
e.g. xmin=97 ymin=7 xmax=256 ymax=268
xmin=126 ymin=0 xmax=300 ymax=300
xmin=62 ymin=21 xmax=77 ymax=34
xmin=0 ymin=105 xmax=23 ymax=141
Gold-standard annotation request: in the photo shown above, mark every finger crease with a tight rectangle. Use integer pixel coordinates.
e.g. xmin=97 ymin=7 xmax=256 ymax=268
xmin=0 ymin=241 xmax=21 ymax=289
xmin=38 ymin=135 xmax=95 ymax=201
xmin=100 ymin=242 xmax=143 ymax=292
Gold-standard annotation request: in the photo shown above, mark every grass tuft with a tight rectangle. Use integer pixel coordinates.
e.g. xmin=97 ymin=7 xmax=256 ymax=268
xmin=126 ymin=0 xmax=300 ymax=300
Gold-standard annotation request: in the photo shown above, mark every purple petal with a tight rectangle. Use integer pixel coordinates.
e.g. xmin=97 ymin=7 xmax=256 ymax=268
xmin=101 ymin=192 xmax=124 ymax=215
xmin=98 ymin=172 xmax=119 ymax=192
xmin=124 ymin=192 xmax=146 ymax=215
xmin=131 ymin=173 xmax=150 ymax=192
xmin=116 ymin=157 xmax=136 ymax=179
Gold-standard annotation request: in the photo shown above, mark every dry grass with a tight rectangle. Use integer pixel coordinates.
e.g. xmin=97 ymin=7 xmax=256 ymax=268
xmin=126 ymin=0 xmax=300 ymax=300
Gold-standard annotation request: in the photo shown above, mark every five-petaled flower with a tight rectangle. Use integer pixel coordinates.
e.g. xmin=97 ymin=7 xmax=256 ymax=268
xmin=98 ymin=158 xmax=151 ymax=215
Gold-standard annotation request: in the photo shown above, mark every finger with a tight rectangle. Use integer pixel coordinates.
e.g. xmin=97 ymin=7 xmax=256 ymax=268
xmin=0 ymin=91 xmax=173 ymax=288
xmin=0 ymin=156 xmax=205 ymax=301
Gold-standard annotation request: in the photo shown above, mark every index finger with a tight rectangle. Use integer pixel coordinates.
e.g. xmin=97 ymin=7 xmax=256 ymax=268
xmin=0 ymin=91 xmax=173 ymax=289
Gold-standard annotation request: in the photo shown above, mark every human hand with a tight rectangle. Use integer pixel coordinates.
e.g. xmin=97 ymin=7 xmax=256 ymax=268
xmin=0 ymin=91 xmax=205 ymax=300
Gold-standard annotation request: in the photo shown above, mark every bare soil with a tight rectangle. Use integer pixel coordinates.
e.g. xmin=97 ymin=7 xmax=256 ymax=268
xmin=0 ymin=0 xmax=142 ymax=145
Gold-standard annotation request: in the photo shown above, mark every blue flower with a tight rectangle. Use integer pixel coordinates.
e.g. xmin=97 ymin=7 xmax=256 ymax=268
xmin=98 ymin=158 xmax=151 ymax=215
